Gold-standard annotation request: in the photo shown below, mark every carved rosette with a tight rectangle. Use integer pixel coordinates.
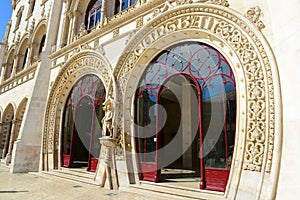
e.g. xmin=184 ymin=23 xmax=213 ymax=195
xmin=114 ymin=4 xmax=276 ymax=173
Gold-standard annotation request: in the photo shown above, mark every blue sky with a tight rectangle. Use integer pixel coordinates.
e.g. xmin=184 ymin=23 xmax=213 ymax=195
xmin=0 ymin=1 xmax=12 ymax=41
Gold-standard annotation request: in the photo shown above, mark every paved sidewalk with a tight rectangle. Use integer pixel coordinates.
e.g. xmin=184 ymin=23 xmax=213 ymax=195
xmin=0 ymin=163 xmax=167 ymax=200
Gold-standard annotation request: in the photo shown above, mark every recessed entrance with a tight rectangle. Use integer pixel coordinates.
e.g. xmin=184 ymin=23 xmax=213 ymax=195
xmin=61 ymin=74 xmax=106 ymax=172
xmin=159 ymin=75 xmax=200 ymax=189
xmin=134 ymin=42 xmax=236 ymax=192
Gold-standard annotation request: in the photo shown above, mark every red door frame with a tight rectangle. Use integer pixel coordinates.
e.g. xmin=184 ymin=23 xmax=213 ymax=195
xmin=135 ymin=73 xmax=234 ymax=192
xmin=134 ymin=42 xmax=236 ymax=192
xmin=62 ymin=75 xmax=106 ymax=172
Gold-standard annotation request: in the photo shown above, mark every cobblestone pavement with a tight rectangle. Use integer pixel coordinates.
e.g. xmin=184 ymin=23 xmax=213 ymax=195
xmin=0 ymin=163 xmax=167 ymax=200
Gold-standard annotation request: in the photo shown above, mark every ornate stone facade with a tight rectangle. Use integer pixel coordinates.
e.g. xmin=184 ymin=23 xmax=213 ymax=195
xmin=0 ymin=0 xmax=292 ymax=199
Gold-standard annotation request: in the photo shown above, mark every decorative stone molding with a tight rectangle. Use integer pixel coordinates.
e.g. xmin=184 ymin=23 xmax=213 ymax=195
xmin=125 ymin=30 xmax=138 ymax=45
xmin=136 ymin=17 xmax=144 ymax=29
xmin=245 ymin=6 xmax=265 ymax=31
xmin=113 ymin=3 xmax=280 ymax=181
xmin=75 ymin=23 xmax=87 ymax=40
xmin=0 ymin=64 xmax=37 ymax=94
xmin=94 ymin=43 xmax=105 ymax=56
xmin=113 ymin=29 xmax=120 ymax=38
xmin=11 ymin=0 xmax=16 ymax=10
xmin=70 ymin=43 xmax=92 ymax=57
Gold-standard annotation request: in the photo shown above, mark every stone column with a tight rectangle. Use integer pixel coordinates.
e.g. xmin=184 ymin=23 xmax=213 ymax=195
xmin=30 ymin=42 xmax=39 ymax=63
xmin=59 ymin=15 xmax=69 ymax=48
xmin=2 ymin=121 xmax=12 ymax=159
xmin=26 ymin=45 xmax=33 ymax=68
xmin=0 ymin=122 xmax=3 ymax=158
xmin=72 ymin=11 xmax=82 ymax=37
xmin=0 ymin=64 xmax=7 ymax=83
xmin=67 ymin=11 xmax=74 ymax=44
xmin=11 ymin=54 xmax=21 ymax=77
xmin=5 ymin=119 xmax=21 ymax=164
xmin=96 ymin=136 xmax=119 ymax=190
xmin=100 ymin=0 xmax=108 ymax=26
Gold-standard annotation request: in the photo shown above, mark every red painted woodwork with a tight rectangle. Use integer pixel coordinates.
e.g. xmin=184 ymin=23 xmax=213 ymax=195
xmin=140 ymin=163 xmax=161 ymax=182
xmin=204 ymin=168 xmax=230 ymax=192
xmin=89 ymin=158 xmax=99 ymax=172
xmin=63 ymin=155 xmax=71 ymax=167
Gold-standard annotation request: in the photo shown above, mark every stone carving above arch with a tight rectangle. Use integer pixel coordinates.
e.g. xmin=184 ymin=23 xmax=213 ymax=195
xmin=245 ymin=6 xmax=265 ymax=31
xmin=43 ymin=51 xmax=112 ymax=158
xmin=113 ymin=3 xmax=281 ymax=176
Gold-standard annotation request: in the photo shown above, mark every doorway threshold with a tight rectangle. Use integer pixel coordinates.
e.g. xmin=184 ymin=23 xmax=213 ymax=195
xmin=126 ymin=180 xmax=225 ymax=200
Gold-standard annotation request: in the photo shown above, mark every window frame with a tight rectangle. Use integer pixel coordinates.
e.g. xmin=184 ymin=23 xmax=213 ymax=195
xmin=114 ymin=0 xmax=136 ymax=15
xmin=87 ymin=0 xmax=102 ymax=30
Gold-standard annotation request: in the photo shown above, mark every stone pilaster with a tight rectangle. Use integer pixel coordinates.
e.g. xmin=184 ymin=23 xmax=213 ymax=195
xmin=100 ymin=0 xmax=108 ymax=26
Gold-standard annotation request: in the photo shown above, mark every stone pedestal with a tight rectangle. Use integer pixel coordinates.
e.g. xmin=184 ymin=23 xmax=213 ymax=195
xmin=96 ymin=137 xmax=119 ymax=190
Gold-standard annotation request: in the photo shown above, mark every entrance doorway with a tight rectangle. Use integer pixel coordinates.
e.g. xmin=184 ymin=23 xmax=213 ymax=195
xmin=61 ymin=74 xmax=106 ymax=172
xmin=134 ymin=42 xmax=236 ymax=192
xmin=159 ymin=75 xmax=200 ymax=189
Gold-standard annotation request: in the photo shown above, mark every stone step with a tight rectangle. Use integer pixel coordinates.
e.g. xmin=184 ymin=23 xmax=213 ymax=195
xmin=123 ymin=181 xmax=223 ymax=200
xmin=59 ymin=167 xmax=96 ymax=179
xmin=39 ymin=169 xmax=98 ymax=186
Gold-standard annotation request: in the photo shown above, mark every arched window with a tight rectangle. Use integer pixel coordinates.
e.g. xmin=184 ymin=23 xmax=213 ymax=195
xmin=5 ymin=61 xmax=14 ymax=80
xmin=85 ymin=0 xmax=102 ymax=30
xmin=135 ymin=42 xmax=236 ymax=192
xmin=17 ymin=48 xmax=28 ymax=73
xmin=39 ymin=35 xmax=46 ymax=54
xmin=114 ymin=0 xmax=136 ymax=14
xmin=17 ymin=38 xmax=29 ymax=73
xmin=14 ymin=6 xmax=24 ymax=31
xmin=4 ymin=52 xmax=14 ymax=80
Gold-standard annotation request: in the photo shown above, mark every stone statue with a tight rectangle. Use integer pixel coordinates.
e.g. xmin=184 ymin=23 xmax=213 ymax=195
xmin=102 ymin=96 xmax=114 ymax=137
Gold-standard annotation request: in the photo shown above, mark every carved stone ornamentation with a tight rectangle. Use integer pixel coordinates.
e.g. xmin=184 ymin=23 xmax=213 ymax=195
xmin=114 ymin=5 xmax=277 ymax=174
xmin=113 ymin=29 xmax=120 ymax=38
xmin=29 ymin=18 xmax=36 ymax=34
xmin=136 ymin=17 xmax=144 ymax=29
xmin=208 ymin=0 xmax=229 ymax=7
xmin=245 ymin=6 xmax=265 ymax=31
xmin=125 ymin=30 xmax=137 ymax=45
xmin=76 ymin=23 xmax=87 ymax=39
xmin=102 ymin=97 xmax=114 ymax=137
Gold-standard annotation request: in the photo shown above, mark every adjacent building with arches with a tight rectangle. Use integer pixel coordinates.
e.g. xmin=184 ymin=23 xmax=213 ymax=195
xmin=0 ymin=0 xmax=299 ymax=199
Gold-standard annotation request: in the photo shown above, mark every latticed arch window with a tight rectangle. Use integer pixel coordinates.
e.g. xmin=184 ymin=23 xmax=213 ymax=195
xmin=114 ymin=0 xmax=136 ymax=14
xmin=85 ymin=0 xmax=102 ymax=30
